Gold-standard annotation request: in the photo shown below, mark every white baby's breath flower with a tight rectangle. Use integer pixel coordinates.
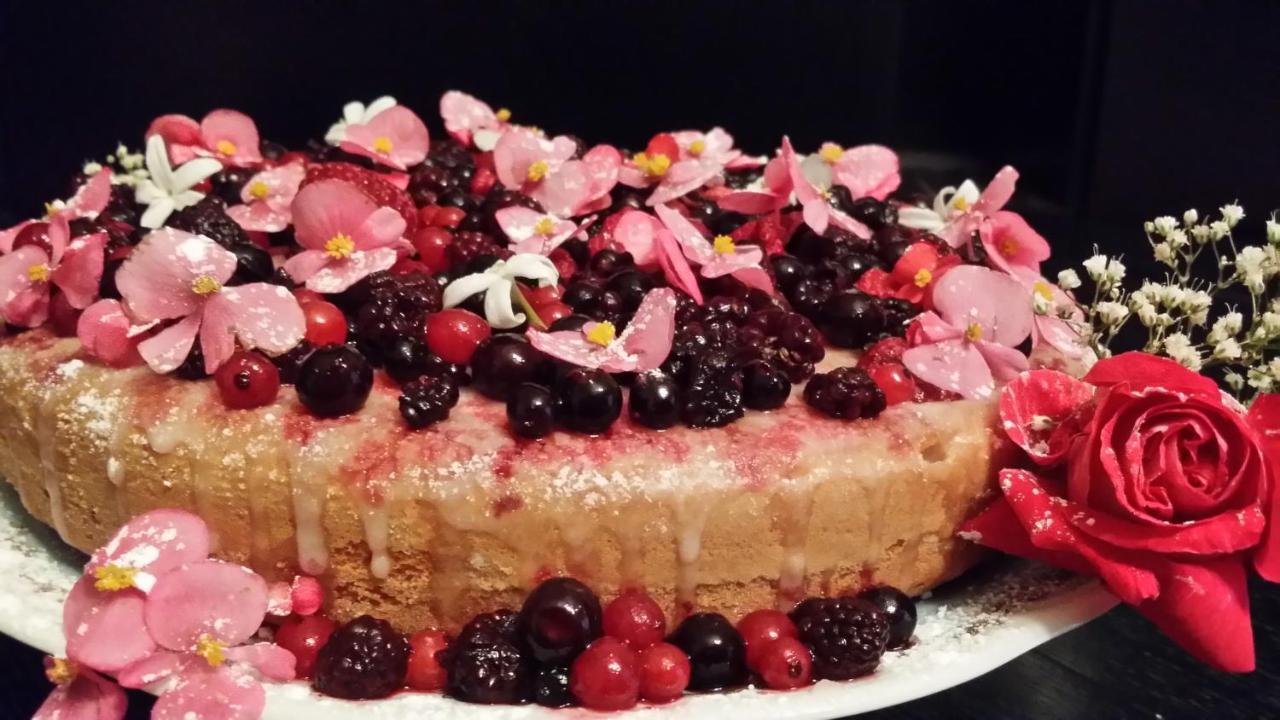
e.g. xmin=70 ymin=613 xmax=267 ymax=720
xmin=1143 ymin=220 xmax=1155 ymax=234
xmin=1212 ymin=338 xmax=1242 ymax=361
xmin=1272 ymin=357 xmax=1280 ymax=380
xmin=1096 ymin=301 xmax=1130 ymax=327
xmin=82 ymin=161 xmax=103 ymax=176
xmin=1152 ymin=216 xmax=1178 ymax=237
xmin=1208 ymin=312 xmax=1244 ymax=344
xmin=442 ymin=254 xmax=559 ymax=329
xmin=1220 ymin=203 xmax=1245 ymax=228
xmin=1248 ymin=368 xmax=1275 ymax=393
xmin=1166 ymin=228 xmax=1189 ymax=249
xmin=1261 ymin=311 xmax=1280 ymax=336
xmin=1225 ymin=371 xmax=1245 ymax=391
xmin=1236 ymin=246 xmax=1269 ymax=293
xmin=1133 ymin=300 xmax=1158 ymax=327
xmin=1191 ymin=225 xmax=1212 ymax=244
xmin=1267 ymin=217 xmax=1280 ymax=245
xmin=1182 ymin=209 xmax=1199 ymax=226
xmin=1163 ymin=332 xmax=1202 ymax=370
xmin=1153 ymin=242 xmax=1175 ymax=266
xmin=1209 ymin=220 xmax=1230 ymax=241
xmin=1056 ymin=269 xmax=1081 ymax=291
xmin=1082 ymin=254 xmax=1108 ymax=281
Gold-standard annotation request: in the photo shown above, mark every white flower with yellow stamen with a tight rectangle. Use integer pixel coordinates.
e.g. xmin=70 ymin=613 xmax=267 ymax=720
xmin=134 ymin=135 xmax=222 ymax=229
xmin=442 ymin=254 xmax=559 ymax=329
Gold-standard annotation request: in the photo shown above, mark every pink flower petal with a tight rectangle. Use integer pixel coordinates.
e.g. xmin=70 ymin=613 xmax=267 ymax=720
xmin=117 ymin=651 xmax=194 ymax=690
xmin=340 ymin=106 xmax=430 ymax=170
xmin=64 ymin=169 xmax=115 ymax=220
xmin=613 ymin=210 xmax=661 ymax=266
xmin=780 ymin=137 xmax=829 ymax=235
xmin=617 ymin=163 xmax=651 ymax=188
xmin=440 ymin=90 xmax=498 ymax=145
xmin=931 ymin=265 xmax=1032 ymax=347
xmin=145 ymin=560 xmax=269 ymax=650
xmin=34 ymin=666 xmax=127 ymax=720
xmin=0 ymin=219 xmax=36 ymax=254
xmin=530 ymin=161 xmax=591 ymax=217
xmin=578 ymin=145 xmax=622 ymax=215
xmin=653 ymin=203 xmax=715 ymax=264
xmin=137 ymin=314 xmax=202 ymax=374
xmin=832 ymin=144 xmax=900 ymax=201
xmin=655 ymin=231 xmax=703 ymax=304
xmin=152 ymin=666 xmax=265 ymax=720
xmin=0 ymin=245 xmax=50 ymax=327
xmin=146 ymin=115 xmax=202 ymax=165
xmin=976 ymin=340 xmax=1031 ymax=383
xmin=52 ymin=232 xmax=107 ymax=309
xmin=616 ymin=288 xmax=677 ymax=372
xmin=200 ymin=110 xmax=262 ymax=167
xmin=647 ymin=159 xmax=721 ymax=206
xmin=63 ymin=577 xmax=155 ymax=673
xmin=702 ymin=246 xmax=765 ymax=279
xmin=353 ymin=207 xmax=408 ymax=250
xmin=290 ymin=180 xmax=379 ymax=251
xmin=88 ymin=508 xmax=211 ymax=576
xmin=282 ymin=250 xmax=330 ymax=287
xmin=116 ymin=229 xmax=236 ymax=322
xmin=224 ymin=643 xmax=296 ymax=682
xmin=216 ymin=283 xmax=306 ymax=356
xmin=984 ymin=211 xmax=1051 ymax=274
xmin=197 ymin=299 xmax=237 ymax=374
xmin=303 ymin=247 xmax=399 ymax=293
xmin=226 ymin=201 xmax=289 ymax=233
xmin=237 ymin=162 xmax=305 ymax=206
xmin=527 ymin=328 xmax=607 ymax=369
xmin=716 ymin=190 xmax=785 ymax=215
xmin=77 ymin=299 xmax=145 ymax=366
xmin=903 ymin=338 xmax=997 ymax=400
xmin=974 ymin=165 xmax=1018 ymax=215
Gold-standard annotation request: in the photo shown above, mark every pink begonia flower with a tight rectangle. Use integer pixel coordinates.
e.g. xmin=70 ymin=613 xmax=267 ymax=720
xmin=653 ymin=204 xmax=774 ymax=294
xmin=146 ymin=110 xmax=263 ymax=167
xmin=493 ymin=128 xmax=621 ymax=217
xmin=902 ymin=265 xmax=1033 ymax=400
xmin=63 ymin=510 xmax=211 ymax=673
xmin=118 ymin=560 xmax=294 ymax=720
xmin=34 ymin=658 xmax=126 ymax=720
xmin=226 ymin=162 xmax=306 ymax=233
xmin=1008 ymin=267 xmax=1095 ymax=369
xmin=528 ymin=288 xmax=678 ymax=372
xmin=0 ymin=169 xmax=114 ymax=250
xmin=929 ymin=165 xmax=1019 ymax=249
xmin=613 ymin=209 xmax=704 ymax=304
xmin=672 ymin=127 xmax=759 ymax=169
xmin=77 ymin=299 xmax=149 ymax=367
xmin=324 ymin=96 xmax=397 ymax=145
xmin=496 ymin=206 xmax=592 ymax=255
xmin=284 ymin=179 xmax=409 ymax=293
xmin=717 ymin=154 xmax=794 ymax=215
xmin=117 ymin=229 xmax=305 ymax=374
xmin=618 ymin=128 xmax=755 ymax=206
xmin=0 ymin=215 xmax=106 ymax=326
xmin=440 ymin=90 xmax=511 ymax=151
xmin=780 ymin=137 xmax=871 ymax=238
xmin=982 ymin=208 xmax=1051 ymax=275
xmin=829 ymin=144 xmax=900 ymax=201
xmin=339 ymin=105 xmax=430 ymax=171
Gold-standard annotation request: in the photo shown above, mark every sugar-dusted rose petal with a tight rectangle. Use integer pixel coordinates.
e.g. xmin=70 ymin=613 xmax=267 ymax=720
xmin=146 ymin=560 xmax=269 ymax=650
xmin=531 ymin=161 xmax=590 ymax=218
xmin=152 ymin=666 xmax=265 ymax=720
xmin=64 ymin=168 xmax=114 ymax=219
xmin=1083 ymin=351 xmax=1221 ymax=400
xmin=137 ymin=314 xmax=202 ymax=374
xmin=33 ymin=665 xmax=127 ymax=720
xmin=290 ymin=180 xmax=380 ymax=252
xmin=0 ymin=245 xmax=49 ymax=327
xmin=617 ymin=288 xmax=677 ymax=372
xmin=89 ymin=508 xmax=211 ymax=576
xmin=303 ymin=247 xmax=399 ymax=293
xmin=833 ymin=144 xmax=900 ymax=201
xmin=146 ymin=114 xmax=202 ymax=165
xmin=217 ymin=283 xmax=306 ymax=356
xmin=998 ymin=369 xmax=1095 ymax=464
xmin=931 ymin=265 xmax=1032 ymax=347
xmin=117 ymin=651 xmax=193 ymax=690
xmin=613 ymin=210 xmax=661 ymax=266
xmin=116 ymin=229 xmax=236 ymax=322
xmin=1249 ymin=394 xmax=1280 ymax=580
xmin=200 ymin=110 xmax=262 ymax=167
xmin=63 ymin=577 xmax=155 ymax=673
xmin=340 ymin=105 xmax=430 ymax=170
xmin=53 ymin=232 xmax=107 ymax=309
xmin=1141 ymin=554 xmax=1255 ymax=672
xmin=655 ymin=231 xmax=703 ymax=305
xmin=77 ymin=300 xmax=146 ymax=366
xmin=974 ymin=165 xmax=1018 ymax=215
xmin=647 ymin=159 xmax=722 ymax=206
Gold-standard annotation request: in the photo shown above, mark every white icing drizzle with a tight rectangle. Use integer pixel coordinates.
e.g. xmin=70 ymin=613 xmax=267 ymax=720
xmin=285 ymin=442 xmax=331 ymax=576
xmin=34 ymin=389 xmax=69 ymax=540
xmin=776 ymin=485 xmax=815 ymax=609
xmin=360 ymin=502 xmax=391 ymax=579
xmin=674 ymin=495 xmax=712 ymax=615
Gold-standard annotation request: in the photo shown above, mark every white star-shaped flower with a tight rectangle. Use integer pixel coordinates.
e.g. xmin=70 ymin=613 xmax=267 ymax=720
xmin=133 ymin=135 xmax=222 ymax=229
xmin=442 ymin=254 xmax=559 ymax=329
xmin=324 ymin=96 xmax=398 ymax=146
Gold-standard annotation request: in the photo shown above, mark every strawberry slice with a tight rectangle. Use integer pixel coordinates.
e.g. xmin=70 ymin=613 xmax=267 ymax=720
xmin=302 ymin=162 xmax=418 ymax=235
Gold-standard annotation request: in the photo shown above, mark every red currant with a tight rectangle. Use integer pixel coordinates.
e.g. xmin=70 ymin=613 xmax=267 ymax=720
xmin=548 ymin=247 xmax=577 ymax=281
xmin=869 ymin=363 xmax=917 ymax=406
xmin=521 ymin=283 xmax=562 ymax=310
xmin=293 ymin=288 xmax=324 ymax=306
xmin=48 ymin=292 xmax=81 ymax=338
xmin=860 ymin=336 xmax=907 ymax=368
xmin=737 ymin=609 xmax=797 ymax=671
xmin=637 ymin=642 xmax=690 ymax=704
xmin=391 ymin=258 xmax=432 ymax=276
xmin=469 ymin=166 xmax=497 ymax=196
xmin=570 ymin=637 xmax=640 ymax=711
xmin=602 ymin=590 xmax=667 ymax=650
xmin=536 ymin=302 xmax=573 ymax=327
xmin=405 ymin=629 xmax=450 ymax=692
xmin=412 ymin=226 xmax=453 ymax=273
xmin=214 ymin=351 xmax=281 ymax=409
xmin=274 ymin=614 xmax=336 ymax=679
xmin=754 ymin=637 xmax=813 ymax=690
xmin=433 ymin=207 xmax=466 ymax=229
xmin=417 ymin=205 xmax=441 ymax=227
xmin=425 ymin=309 xmax=491 ymax=364
xmin=302 ymin=300 xmax=348 ymax=346
xmin=12 ymin=222 xmax=55 ymax=255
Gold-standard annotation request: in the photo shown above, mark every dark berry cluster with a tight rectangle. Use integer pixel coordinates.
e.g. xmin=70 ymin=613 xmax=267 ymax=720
xmin=804 ymin=366 xmax=887 ymax=419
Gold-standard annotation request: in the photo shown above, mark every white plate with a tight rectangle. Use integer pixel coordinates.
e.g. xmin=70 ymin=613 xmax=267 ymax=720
xmin=0 ymin=485 xmax=1117 ymax=719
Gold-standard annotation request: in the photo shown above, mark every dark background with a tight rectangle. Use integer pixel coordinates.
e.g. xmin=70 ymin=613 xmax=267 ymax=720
xmin=3 ymin=1 xmax=1280 ymax=717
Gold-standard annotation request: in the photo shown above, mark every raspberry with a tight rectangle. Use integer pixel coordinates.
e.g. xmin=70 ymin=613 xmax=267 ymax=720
xmin=399 ymin=375 xmax=460 ymax=429
xmin=754 ymin=636 xmax=813 ymax=690
xmin=405 ymin=630 xmax=450 ymax=692
xmin=637 ymin=642 xmax=690 ymax=704
xmin=449 ymin=230 xmax=509 ymax=269
xmin=569 ymin=637 xmax=640 ymax=711
xmin=790 ymin=597 xmax=889 ymax=680
xmin=602 ymin=590 xmax=667 ymax=650
xmin=804 ymin=367 xmax=886 ymax=420
xmin=167 ymin=195 xmax=249 ymax=247
xmin=303 ymin=162 xmax=418 ymax=235
xmin=274 ymin=614 xmax=336 ymax=679
xmin=312 ymin=615 xmax=411 ymax=699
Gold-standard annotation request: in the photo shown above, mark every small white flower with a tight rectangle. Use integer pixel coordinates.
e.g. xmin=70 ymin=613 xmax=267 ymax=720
xmin=1163 ymin=332 xmax=1202 ymax=371
xmin=325 ymin=95 xmax=398 ymax=146
xmin=1209 ymin=220 xmax=1230 ymax=240
xmin=1152 ymin=216 xmax=1178 ymax=237
xmin=1220 ymin=203 xmax=1245 ymax=228
xmin=1261 ymin=311 xmax=1280 ymax=336
xmin=1191 ymin=225 xmax=1212 ymax=244
xmin=115 ymin=144 xmax=145 ymax=171
xmin=1248 ymin=367 xmax=1275 ymax=392
xmin=898 ymin=180 xmax=982 ymax=232
xmin=1236 ymin=246 xmax=1269 ymax=293
xmin=1096 ymin=301 xmax=1130 ymax=327
xmin=1143 ymin=220 xmax=1155 ymax=234
xmin=1104 ymin=258 xmax=1126 ymax=284
xmin=133 ymin=135 xmax=222 ymax=229
xmin=1271 ymin=357 xmax=1280 ymax=380
xmin=1133 ymin=299 xmax=1158 ymax=327
xmin=1208 ymin=312 xmax=1244 ymax=344
xmin=1225 ymin=372 xmax=1245 ymax=391
xmin=1153 ymin=242 xmax=1175 ymax=266
xmin=1267 ymin=217 xmax=1280 ymax=245
xmin=1056 ymin=269 xmax=1081 ymax=291
xmin=1212 ymin=338 xmax=1242 ymax=361
xmin=442 ymin=254 xmax=559 ymax=329
xmin=1156 ymin=312 xmax=1175 ymax=328
xmin=1182 ymin=209 xmax=1199 ymax=227
xmin=82 ymin=161 xmax=103 ymax=176
xmin=1083 ymin=254 xmax=1109 ymax=281
xmin=1166 ymin=228 xmax=1189 ymax=249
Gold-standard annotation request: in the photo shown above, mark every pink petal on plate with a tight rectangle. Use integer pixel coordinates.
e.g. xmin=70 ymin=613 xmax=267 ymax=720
xmin=151 ymin=666 xmax=265 ymax=720
xmin=0 ymin=245 xmax=48 ymax=326
xmin=930 ymin=264 xmax=1032 ymax=347
xmin=145 ymin=114 xmax=202 ymax=165
xmin=616 ymin=288 xmax=677 ymax=372
xmin=303 ymin=247 xmax=399 ymax=293
xmin=64 ymin=169 xmax=115 ymax=219
xmin=52 ymin=232 xmax=107 ymax=309
xmin=145 ymin=560 xmax=269 ymax=650
xmin=353 ymin=207 xmax=408 ymax=250
xmin=290 ymin=180 xmax=379 ymax=251
xmin=655 ymin=231 xmax=703 ymax=305
xmin=77 ymin=299 xmax=145 ymax=366
xmin=903 ymin=338 xmax=997 ymax=400
xmin=89 ymin=508 xmax=211 ymax=575
xmin=341 ymin=105 xmax=430 ymax=170
xmin=531 ymin=162 xmax=591 ymax=217
xmin=137 ymin=313 xmax=203 ymax=374
xmin=116 ymin=229 xmax=236 ymax=322
xmin=116 ymin=651 xmax=194 ymax=690
xmin=33 ymin=666 xmax=127 ymax=720
xmin=63 ymin=577 xmax=155 ymax=673
xmin=200 ymin=109 xmax=262 ymax=166
xmin=225 ymin=643 xmax=297 ymax=681
xmin=218 ymin=283 xmax=306 ymax=356
xmin=974 ymin=165 xmax=1018 ymax=215
xmin=833 ymin=144 xmax=900 ymax=201
xmin=440 ymin=90 xmax=497 ymax=144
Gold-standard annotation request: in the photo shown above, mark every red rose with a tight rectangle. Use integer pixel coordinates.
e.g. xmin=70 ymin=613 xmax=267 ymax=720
xmin=963 ymin=352 xmax=1280 ymax=671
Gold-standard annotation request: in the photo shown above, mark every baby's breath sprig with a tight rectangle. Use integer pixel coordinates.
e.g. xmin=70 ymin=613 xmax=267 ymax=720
xmin=1075 ymin=204 xmax=1279 ymax=401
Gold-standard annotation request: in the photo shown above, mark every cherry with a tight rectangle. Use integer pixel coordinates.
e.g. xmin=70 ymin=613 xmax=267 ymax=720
xmin=214 ymin=351 xmax=281 ymax=409
xmin=868 ymin=363 xmax=917 ymax=406
xmin=274 ymin=614 xmax=336 ymax=679
xmin=405 ymin=629 xmax=450 ymax=692
xmin=412 ymin=226 xmax=454 ymax=273
xmin=302 ymin=300 xmax=348 ymax=346
xmin=638 ymin=642 xmax=690 ymax=704
xmin=518 ymin=577 xmax=603 ymax=665
xmin=48 ymin=293 xmax=81 ymax=338
xmin=536 ymin=302 xmax=573 ymax=327
xmin=602 ymin=590 xmax=666 ymax=650
xmin=425 ymin=308 xmax=491 ymax=365
xmin=293 ymin=288 xmax=324 ymax=306
xmin=754 ymin=637 xmax=813 ymax=690
xmin=736 ymin=609 xmax=798 ymax=671
xmin=12 ymin=221 xmax=55 ymax=255
xmin=569 ymin=637 xmax=640 ymax=711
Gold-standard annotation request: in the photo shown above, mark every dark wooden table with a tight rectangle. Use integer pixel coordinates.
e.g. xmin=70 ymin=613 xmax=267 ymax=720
xmin=5 ymin=579 xmax=1278 ymax=719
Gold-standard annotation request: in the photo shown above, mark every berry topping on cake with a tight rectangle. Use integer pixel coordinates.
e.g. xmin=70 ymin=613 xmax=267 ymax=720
xmin=667 ymin=612 xmax=748 ymax=691
xmin=312 ymin=615 xmax=411 ymax=699
xmin=790 ymin=597 xmax=890 ymax=681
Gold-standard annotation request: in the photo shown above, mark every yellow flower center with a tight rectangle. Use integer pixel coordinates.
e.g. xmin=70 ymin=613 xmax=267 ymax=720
xmin=818 ymin=143 xmax=845 ymax=163
xmin=248 ymin=181 xmax=271 ymax=200
xmin=1033 ymin=280 xmax=1054 ymax=303
xmin=913 ymin=268 xmax=933 ymax=288
xmin=688 ymin=139 xmax=706 ymax=156
xmin=713 ymin=235 xmax=736 ymax=255
xmin=533 ymin=217 xmax=556 ymax=236
xmin=26 ymin=264 xmax=50 ymax=283
xmin=586 ymin=321 xmax=617 ymax=347
xmin=325 ymin=233 xmax=355 ymax=259
xmin=526 ymin=159 xmax=550 ymax=182
xmin=495 ymin=107 xmax=512 ymax=122
xmin=1001 ymin=238 xmax=1019 ymax=257
xmin=190 ymin=275 xmax=222 ymax=296
xmin=632 ymin=152 xmax=671 ymax=178
xmin=215 ymin=140 xmax=238 ymax=156
xmin=93 ymin=564 xmax=137 ymax=592
xmin=965 ymin=322 xmax=984 ymax=342
xmin=372 ymin=136 xmax=394 ymax=155
xmin=45 ymin=658 xmax=76 ymax=685
xmin=43 ymin=202 xmax=60 ymax=219
xmin=195 ymin=634 xmax=226 ymax=667
xmin=952 ymin=195 xmax=970 ymax=212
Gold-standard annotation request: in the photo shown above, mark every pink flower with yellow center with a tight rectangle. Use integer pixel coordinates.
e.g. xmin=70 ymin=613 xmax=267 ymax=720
xmin=146 ymin=109 xmax=264 ymax=167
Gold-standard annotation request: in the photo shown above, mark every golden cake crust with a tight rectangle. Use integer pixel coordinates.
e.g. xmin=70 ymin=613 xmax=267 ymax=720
xmin=0 ymin=330 xmax=1006 ymax=632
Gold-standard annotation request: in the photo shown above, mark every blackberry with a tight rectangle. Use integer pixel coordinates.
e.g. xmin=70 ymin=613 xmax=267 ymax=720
xmin=534 ymin=665 xmax=573 ymax=707
xmin=407 ymin=164 xmax=456 ymax=206
xmin=788 ymin=225 xmax=873 ymax=264
xmin=167 ymin=195 xmax=248 ymax=247
xmin=858 ymin=586 xmax=917 ymax=649
xmin=820 ymin=291 xmax=885 ymax=348
xmin=742 ymin=360 xmax=791 ymax=410
xmin=681 ymin=350 xmax=743 ymax=428
xmin=790 ymin=597 xmax=889 ymax=680
xmin=445 ymin=610 xmax=531 ymax=705
xmin=399 ymin=375 xmax=460 ymax=429
xmin=738 ymin=309 xmax=824 ymax=382
xmin=210 ymin=167 xmax=252 ymax=205
xmin=804 ymin=367 xmax=886 ymax=420
xmin=312 ymin=615 xmax=411 ymax=699
xmin=428 ymin=137 xmax=476 ymax=171
xmin=449 ymin=231 xmax=508 ymax=269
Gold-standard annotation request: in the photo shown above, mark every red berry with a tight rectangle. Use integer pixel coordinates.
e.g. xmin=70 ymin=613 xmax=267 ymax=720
xmin=405 ymin=630 xmax=450 ymax=692
xmin=754 ymin=637 xmax=813 ymax=690
xmin=602 ymin=591 xmax=667 ymax=650
xmin=536 ymin=302 xmax=573 ymax=327
xmin=470 ymin=167 xmax=497 ymax=196
xmin=391 ymin=258 xmax=432 ymax=276
xmin=424 ymin=309 xmax=491 ymax=364
xmin=302 ymin=301 xmax=348 ymax=346
xmin=293 ymin=289 xmax=324 ymax=306
xmin=548 ymin=247 xmax=577 ymax=281
xmin=432 ymin=207 xmax=466 ymax=229
xmin=12 ymin=221 xmax=55 ymax=255
xmin=521 ymin=283 xmax=562 ymax=311
xmin=417 ymin=205 xmax=441 ymax=227
xmin=48 ymin=293 xmax=81 ymax=338
xmin=214 ymin=351 xmax=281 ymax=409
xmin=412 ymin=226 xmax=454 ymax=273
xmin=275 ymin=614 xmax=336 ymax=679
xmin=637 ymin=642 xmax=690 ymax=704
xmin=860 ymin=336 xmax=908 ymax=368
xmin=737 ymin=609 xmax=798 ymax=671
xmin=868 ymin=363 xmax=917 ymax=406
xmin=570 ymin=637 xmax=640 ymax=711
xmin=645 ymin=133 xmax=680 ymax=164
